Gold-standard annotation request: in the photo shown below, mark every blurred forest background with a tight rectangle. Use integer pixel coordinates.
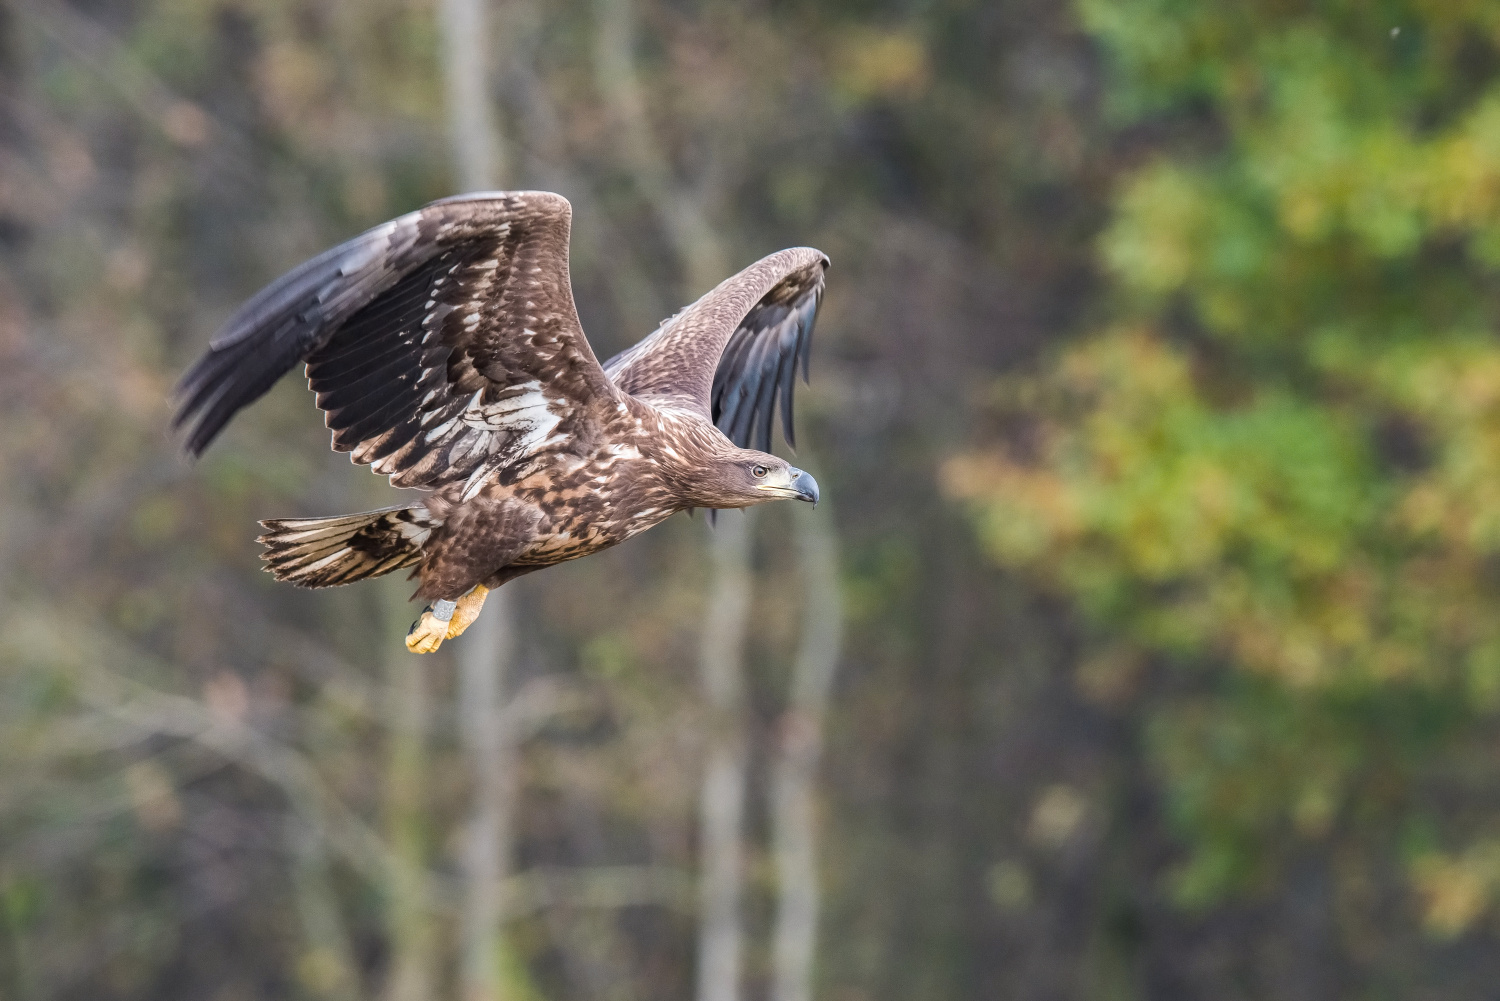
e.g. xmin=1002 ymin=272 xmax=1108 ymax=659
xmin=5 ymin=0 xmax=1500 ymax=999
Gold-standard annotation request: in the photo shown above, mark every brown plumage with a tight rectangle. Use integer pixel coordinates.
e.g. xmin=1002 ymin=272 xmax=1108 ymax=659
xmin=174 ymin=191 xmax=825 ymax=651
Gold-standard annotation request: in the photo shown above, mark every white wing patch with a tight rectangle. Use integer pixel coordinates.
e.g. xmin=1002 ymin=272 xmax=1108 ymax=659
xmin=462 ymin=381 xmax=564 ymax=442
xmin=434 ymin=380 xmax=571 ymax=502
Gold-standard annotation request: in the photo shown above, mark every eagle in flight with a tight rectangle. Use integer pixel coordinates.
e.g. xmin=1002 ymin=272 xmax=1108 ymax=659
xmin=174 ymin=191 xmax=825 ymax=653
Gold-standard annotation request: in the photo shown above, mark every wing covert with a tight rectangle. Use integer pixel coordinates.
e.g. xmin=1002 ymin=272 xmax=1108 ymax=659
xmin=604 ymin=249 xmax=826 ymax=451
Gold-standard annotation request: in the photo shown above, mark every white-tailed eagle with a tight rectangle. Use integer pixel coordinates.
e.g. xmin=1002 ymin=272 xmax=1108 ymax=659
xmin=174 ymin=191 xmax=826 ymax=652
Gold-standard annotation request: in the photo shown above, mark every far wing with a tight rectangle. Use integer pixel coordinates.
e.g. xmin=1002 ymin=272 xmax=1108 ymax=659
xmin=604 ymin=248 xmax=826 ymax=451
xmin=175 ymin=191 xmax=620 ymax=495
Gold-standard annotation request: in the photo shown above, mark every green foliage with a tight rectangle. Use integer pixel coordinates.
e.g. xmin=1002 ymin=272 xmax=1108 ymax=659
xmin=952 ymin=0 xmax=1500 ymax=926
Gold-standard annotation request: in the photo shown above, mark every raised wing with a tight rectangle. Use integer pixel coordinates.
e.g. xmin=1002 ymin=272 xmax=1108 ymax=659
xmin=604 ymin=248 xmax=826 ymax=451
xmin=174 ymin=191 xmax=619 ymax=496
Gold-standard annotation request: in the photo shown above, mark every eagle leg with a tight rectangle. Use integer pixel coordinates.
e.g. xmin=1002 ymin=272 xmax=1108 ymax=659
xmin=444 ymin=584 xmax=490 ymax=640
xmin=404 ymin=584 xmax=490 ymax=654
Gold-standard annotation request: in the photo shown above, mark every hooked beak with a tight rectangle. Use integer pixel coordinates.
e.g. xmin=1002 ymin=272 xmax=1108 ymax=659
xmin=753 ymin=465 xmax=821 ymax=505
xmin=790 ymin=467 xmax=820 ymax=505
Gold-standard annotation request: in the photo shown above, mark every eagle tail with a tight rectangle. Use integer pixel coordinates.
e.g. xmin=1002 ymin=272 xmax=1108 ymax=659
xmin=258 ymin=504 xmax=436 ymax=588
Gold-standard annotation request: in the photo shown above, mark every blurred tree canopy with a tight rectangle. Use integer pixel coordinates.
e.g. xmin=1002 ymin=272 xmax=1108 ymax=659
xmin=12 ymin=0 xmax=1500 ymax=997
xmin=950 ymin=0 xmax=1500 ymax=941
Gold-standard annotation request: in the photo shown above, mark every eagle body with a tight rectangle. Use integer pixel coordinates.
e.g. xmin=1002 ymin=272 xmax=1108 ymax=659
xmin=174 ymin=191 xmax=826 ymax=644
xmin=404 ymin=399 xmax=743 ymax=598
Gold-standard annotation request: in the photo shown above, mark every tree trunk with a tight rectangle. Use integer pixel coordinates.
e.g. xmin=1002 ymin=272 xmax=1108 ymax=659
xmin=458 ymin=599 xmax=520 ymax=1001
xmin=440 ymin=0 xmax=506 ymax=194
xmin=771 ymin=507 xmax=843 ymax=1001
xmin=382 ymin=585 xmax=435 ymax=1001
xmin=439 ymin=2 xmax=520 ymax=998
xmin=696 ymin=510 xmax=754 ymax=1001
xmin=591 ymin=7 xmax=747 ymax=1001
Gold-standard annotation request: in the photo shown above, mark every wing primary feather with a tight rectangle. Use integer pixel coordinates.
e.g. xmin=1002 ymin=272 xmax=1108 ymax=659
xmin=729 ymin=350 xmax=764 ymax=446
xmin=711 ymin=328 xmax=755 ymax=423
xmin=728 ymin=376 xmax=758 ymax=447
xmin=716 ymin=382 xmax=747 ymax=441
xmin=328 ymin=389 xmax=423 ymax=444
xmin=207 ymin=246 xmax=361 ymax=351
xmin=731 ymin=327 xmax=781 ymax=448
xmin=720 ymin=335 xmax=764 ymax=444
xmin=307 ymin=336 xmax=419 ymax=391
xmin=172 ymin=348 xmax=239 ymax=429
xmin=174 ymin=314 xmax=294 ymax=418
xmin=314 ymin=354 xmax=423 ymax=413
xmin=177 ymin=338 xmax=305 ymax=455
xmin=798 ymin=293 xmax=818 ymax=383
xmin=777 ymin=342 xmax=798 ymax=450
xmin=752 ymin=346 xmax=780 ymax=453
xmin=207 ymin=218 xmax=422 ymax=352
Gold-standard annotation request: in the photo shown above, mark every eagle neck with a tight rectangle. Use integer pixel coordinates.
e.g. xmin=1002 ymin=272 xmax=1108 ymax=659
xmin=637 ymin=404 xmax=736 ymax=510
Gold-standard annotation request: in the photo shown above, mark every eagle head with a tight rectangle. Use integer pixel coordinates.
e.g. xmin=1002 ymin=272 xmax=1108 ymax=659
xmin=692 ymin=451 xmax=819 ymax=510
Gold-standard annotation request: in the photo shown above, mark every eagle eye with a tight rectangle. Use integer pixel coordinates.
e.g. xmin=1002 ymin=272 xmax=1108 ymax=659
xmin=751 ymin=464 xmax=769 ymax=478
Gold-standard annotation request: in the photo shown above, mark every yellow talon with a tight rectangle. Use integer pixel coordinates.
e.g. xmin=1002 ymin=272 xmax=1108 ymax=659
xmin=405 ymin=611 xmax=449 ymax=654
xmin=404 ymin=585 xmax=491 ymax=653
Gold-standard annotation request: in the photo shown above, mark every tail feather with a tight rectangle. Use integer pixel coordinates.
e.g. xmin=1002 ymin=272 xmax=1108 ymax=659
xmin=258 ymin=504 xmax=436 ymax=588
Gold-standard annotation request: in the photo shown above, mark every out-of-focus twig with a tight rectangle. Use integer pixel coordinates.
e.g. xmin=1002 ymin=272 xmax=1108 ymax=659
xmin=0 ymin=612 xmax=451 ymax=908
xmin=503 ymin=864 xmax=693 ymax=917
xmin=381 ymin=585 xmax=438 ymax=1001
xmin=89 ymin=660 xmax=421 ymax=898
